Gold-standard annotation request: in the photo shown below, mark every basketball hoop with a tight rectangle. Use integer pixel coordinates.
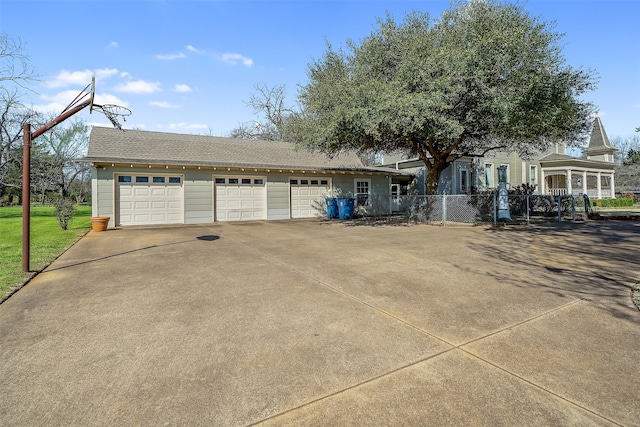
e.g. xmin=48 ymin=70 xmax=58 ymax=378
xmin=90 ymin=103 xmax=132 ymax=130
xmin=87 ymin=75 xmax=131 ymax=130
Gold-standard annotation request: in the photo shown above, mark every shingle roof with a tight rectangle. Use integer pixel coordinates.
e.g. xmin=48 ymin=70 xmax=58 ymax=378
xmin=584 ymin=117 xmax=617 ymax=154
xmin=85 ymin=127 xmax=402 ymax=174
xmin=538 ymin=153 xmax=576 ymax=162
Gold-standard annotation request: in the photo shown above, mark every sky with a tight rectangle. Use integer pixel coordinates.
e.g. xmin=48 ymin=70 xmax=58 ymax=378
xmin=0 ymin=0 xmax=639 ymax=142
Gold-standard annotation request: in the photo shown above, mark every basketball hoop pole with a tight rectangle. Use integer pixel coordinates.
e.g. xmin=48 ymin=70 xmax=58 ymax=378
xmin=21 ymin=100 xmax=92 ymax=273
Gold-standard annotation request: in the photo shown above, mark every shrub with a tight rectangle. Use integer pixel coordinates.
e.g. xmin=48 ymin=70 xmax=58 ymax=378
xmin=591 ymin=198 xmax=634 ymax=207
xmin=54 ymin=198 xmax=76 ymax=230
xmin=621 ymin=192 xmax=636 ymax=202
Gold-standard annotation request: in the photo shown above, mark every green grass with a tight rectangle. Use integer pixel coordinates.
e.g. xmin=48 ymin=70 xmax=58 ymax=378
xmin=0 ymin=205 xmax=92 ymax=302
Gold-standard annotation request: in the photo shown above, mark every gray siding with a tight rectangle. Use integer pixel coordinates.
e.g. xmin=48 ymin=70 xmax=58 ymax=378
xmin=93 ymin=166 xmax=394 ymax=225
xmin=95 ymin=168 xmax=115 ymax=227
xmin=267 ymin=175 xmax=290 ymax=220
xmin=184 ymin=171 xmax=213 ymax=224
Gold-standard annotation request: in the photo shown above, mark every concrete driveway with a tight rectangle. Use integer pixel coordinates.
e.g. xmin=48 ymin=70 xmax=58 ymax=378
xmin=1 ymin=219 xmax=639 ymax=426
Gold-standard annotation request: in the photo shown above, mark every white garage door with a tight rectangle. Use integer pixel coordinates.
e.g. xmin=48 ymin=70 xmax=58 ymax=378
xmin=215 ymin=176 xmax=266 ymax=221
xmin=290 ymin=177 xmax=331 ymax=218
xmin=117 ymin=175 xmax=184 ymax=226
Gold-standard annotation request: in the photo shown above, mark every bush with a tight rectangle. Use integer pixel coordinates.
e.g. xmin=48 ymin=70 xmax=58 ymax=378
xmin=54 ymin=198 xmax=76 ymax=230
xmin=621 ymin=192 xmax=636 ymax=202
xmin=591 ymin=198 xmax=634 ymax=207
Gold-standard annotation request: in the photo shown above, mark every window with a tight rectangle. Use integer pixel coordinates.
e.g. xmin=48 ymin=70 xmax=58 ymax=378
xmin=153 ymin=176 xmax=165 ymax=183
xmin=320 ymin=180 xmax=328 ymax=185
xmin=118 ymin=176 xmax=132 ymax=183
xmin=290 ymin=179 xmax=298 ymax=185
xmin=242 ymin=178 xmax=251 ymax=185
xmin=136 ymin=176 xmax=149 ymax=183
xmin=301 ymin=179 xmax=309 ymax=185
xmin=310 ymin=180 xmax=318 ymax=185
xmin=498 ymin=164 xmax=510 ymax=184
xmin=530 ymin=166 xmax=537 ymax=186
xmin=460 ymin=170 xmax=469 ymax=193
xmin=228 ymin=178 xmax=239 ymax=184
xmin=254 ymin=179 xmax=264 ymax=185
xmin=215 ymin=178 xmax=226 ymax=184
xmin=169 ymin=177 xmax=181 ymax=184
xmin=484 ymin=164 xmax=493 ymax=188
xmin=355 ymin=179 xmax=370 ymax=206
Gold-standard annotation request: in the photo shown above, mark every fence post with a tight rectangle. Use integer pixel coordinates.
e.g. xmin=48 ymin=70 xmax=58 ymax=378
xmin=526 ymin=195 xmax=530 ymax=224
xmin=571 ymin=196 xmax=576 ymax=221
xmin=493 ymin=193 xmax=497 ymax=225
xmin=442 ymin=193 xmax=447 ymax=227
xmin=558 ymin=195 xmax=562 ymax=222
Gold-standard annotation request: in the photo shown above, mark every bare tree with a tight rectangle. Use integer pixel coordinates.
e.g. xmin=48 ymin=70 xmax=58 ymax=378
xmin=0 ymin=34 xmax=36 ymax=91
xmin=0 ymin=34 xmax=39 ymax=201
xmin=37 ymin=118 xmax=90 ymax=200
xmin=227 ymin=83 xmax=294 ymax=141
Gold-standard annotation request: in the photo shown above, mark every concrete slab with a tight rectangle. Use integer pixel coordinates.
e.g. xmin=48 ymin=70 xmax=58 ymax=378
xmin=1 ymin=219 xmax=638 ymax=426
xmin=259 ymin=350 xmax=614 ymax=426
xmin=463 ymin=300 xmax=640 ymax=426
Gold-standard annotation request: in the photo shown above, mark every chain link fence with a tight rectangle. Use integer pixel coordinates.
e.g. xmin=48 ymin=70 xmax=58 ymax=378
xmin=356 ymin=194 xmax=582 ymax=225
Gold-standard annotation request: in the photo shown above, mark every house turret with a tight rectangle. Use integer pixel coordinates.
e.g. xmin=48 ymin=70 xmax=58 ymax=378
xmin=583 ymin=117 xmax=617 ymax=163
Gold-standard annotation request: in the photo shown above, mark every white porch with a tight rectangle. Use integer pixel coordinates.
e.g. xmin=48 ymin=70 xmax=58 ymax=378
xmin=540 ymin=168 xmax=615 ymax=199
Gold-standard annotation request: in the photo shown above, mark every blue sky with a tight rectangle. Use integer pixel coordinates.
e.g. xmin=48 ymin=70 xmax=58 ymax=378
xmin=1 ymin=0 xmax=638 ymax=141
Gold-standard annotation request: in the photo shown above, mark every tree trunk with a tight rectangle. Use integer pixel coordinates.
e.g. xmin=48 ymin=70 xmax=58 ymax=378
xmin=423 ymin=157 xmax=450 ymax=195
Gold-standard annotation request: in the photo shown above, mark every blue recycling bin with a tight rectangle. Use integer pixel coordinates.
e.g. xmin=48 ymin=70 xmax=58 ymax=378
xmin=326 ymin=197 xmax=338 ymax=219
xmin=337 ymin=198 xmax=355 ymax=220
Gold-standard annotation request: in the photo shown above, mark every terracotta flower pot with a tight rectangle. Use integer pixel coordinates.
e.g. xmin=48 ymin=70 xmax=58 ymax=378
xmin=90 ymin=216 xmax=110 ymax=232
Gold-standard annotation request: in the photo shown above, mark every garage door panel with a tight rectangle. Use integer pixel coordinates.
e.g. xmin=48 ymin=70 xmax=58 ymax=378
xmin=151 ymin=187 xmax=166 ymax=197
xmin=134 ymin=187 xmax=150 ymax=196
xmin=117 ymin=175 xmax=184 ymax=226
xmin=133 ymin=213 xmax=150 ymax=223
xmin=290 ymin=178 xmax=330 ymax=219
xmin=215 ymin=176 xmax=266 ymax=222
xmin=134 ymin=201 xmax=150 ymax=209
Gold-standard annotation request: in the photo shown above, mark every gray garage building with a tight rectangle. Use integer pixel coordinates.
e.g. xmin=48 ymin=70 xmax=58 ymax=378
xmin=84 ymin=127 xmax=405 ymax=227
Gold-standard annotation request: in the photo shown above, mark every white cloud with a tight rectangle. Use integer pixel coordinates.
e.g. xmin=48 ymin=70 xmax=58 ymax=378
xmin=186 ymin=45 xmax=203 ymax=54
xmin=156 ymin=52 xmax=186 ymax=60
xmin=150 ymin=101 xmax=181 ymax=109
xmin=31 ymin=89 xmax=128 ymax=115
xmin=46 ymin=68 xmax=119 ymax=88
xmin=221 ymin=53 xmax=253 ymax=67
xmin=92 ymin=93 xmax=129 ymax=108
xmin=168 ymin=122 xmax=208 ymax=130
xmin=115 ymin=80 xmax=161 ymax=94
xmin=174 ymin=84 xmax=192 ymax=93
xmin=108 ymin=41 xmax=118 ymax=48
xmin=184 ymin=45 xmax=253 ymax=67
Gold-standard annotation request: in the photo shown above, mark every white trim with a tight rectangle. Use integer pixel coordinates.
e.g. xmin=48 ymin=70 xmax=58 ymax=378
xmin=354 ymin=178 xmax=371 ymax=206
xmin=484 ymin=163 xmax=494 ymax=188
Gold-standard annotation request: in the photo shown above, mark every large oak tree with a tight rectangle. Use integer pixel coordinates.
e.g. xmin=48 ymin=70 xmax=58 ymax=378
xmin=284 ymin=0 xmax=597 ymax=194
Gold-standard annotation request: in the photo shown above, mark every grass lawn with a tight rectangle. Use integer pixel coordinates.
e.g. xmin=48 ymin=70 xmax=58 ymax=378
xmin=0 ymin=205 xmax=92 ymax=303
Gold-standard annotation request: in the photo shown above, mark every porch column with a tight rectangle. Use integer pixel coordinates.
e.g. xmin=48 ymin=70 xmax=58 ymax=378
xmin=540 ymin=169 xmax=546 ymax=194
xmin=566 ymin=169 xmax=572 ymax=195
xmin=582 ymin=171 xmax=588 ymax=195
xmin=610 ymin=173 xmax=615 ymax=198
xmin=597 ymin=172 xmax=602 ymax=199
